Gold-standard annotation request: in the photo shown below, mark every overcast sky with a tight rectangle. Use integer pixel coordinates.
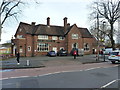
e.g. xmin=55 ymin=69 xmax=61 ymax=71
xmin=1 ymin=0 xmax=114 ymax=44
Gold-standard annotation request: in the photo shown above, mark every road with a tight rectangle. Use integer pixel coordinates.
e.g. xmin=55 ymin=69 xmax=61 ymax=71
xmin=1 ymin=63 xmax=120 ymax=88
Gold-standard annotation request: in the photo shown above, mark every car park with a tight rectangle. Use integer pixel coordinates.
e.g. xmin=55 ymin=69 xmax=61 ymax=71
xmin=108 ymin=50 xmax=120 ymax=64
xmin=47 ymin=51 xmax=56 ymax=57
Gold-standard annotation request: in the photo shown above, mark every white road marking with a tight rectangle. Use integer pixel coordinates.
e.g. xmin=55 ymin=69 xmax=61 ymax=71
xmin=11 ymin=76 xmax=30 ymax=79
xmin=38 ymin=65 xmax=118 ymax=77
xmin=1 ymin=65 xmax=118 ymax=80
xmin=101 ymin=79 xmax=120 ymax=88
xmin=0 ymin=78 xmax=8 ymax=80
xmin=1 ymin=76 xmax=30 ymax=80
xmin=84 ymin=67 xmax=101 ymax=71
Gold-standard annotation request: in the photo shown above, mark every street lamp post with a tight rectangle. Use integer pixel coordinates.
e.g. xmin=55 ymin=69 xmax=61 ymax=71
xmin=102 ymin=21 xmax=106 ymax=62
xmin=96 ymin=13 xmax=100 ymax=61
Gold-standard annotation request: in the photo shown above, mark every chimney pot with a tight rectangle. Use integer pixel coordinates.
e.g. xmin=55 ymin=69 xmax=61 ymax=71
xmin=67 ymin=23 xmax=70 ymax=27
xmin=64 ymin=17 xmax=68 ymax=20
xmin=47 ymin=17 xmax=50 ymax=26
xmin=31 ymin=22 xmax=36 ymax=25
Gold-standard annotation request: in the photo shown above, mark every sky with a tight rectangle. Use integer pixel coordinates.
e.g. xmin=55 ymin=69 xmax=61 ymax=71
xmin=1 ymin=0 xmax=94 ymax=44
xmin=1 ymin=0 xmax=118 ymax=44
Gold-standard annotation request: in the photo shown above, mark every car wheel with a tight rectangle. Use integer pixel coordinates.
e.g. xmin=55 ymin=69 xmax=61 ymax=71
xmin=111 ymin=61 xmax=115 ymax=64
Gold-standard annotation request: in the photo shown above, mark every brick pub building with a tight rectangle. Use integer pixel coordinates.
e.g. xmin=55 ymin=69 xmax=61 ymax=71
xmin=11 ymin=17 xmax=97 ymax=56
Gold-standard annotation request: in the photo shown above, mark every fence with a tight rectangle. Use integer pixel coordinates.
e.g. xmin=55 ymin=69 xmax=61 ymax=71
xmin=0 ymin=54 xmax=15 ymax=60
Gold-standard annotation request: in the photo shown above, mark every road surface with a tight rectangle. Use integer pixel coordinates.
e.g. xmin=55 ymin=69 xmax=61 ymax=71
xmin=1 ymin=62 xmax=120 ymax=88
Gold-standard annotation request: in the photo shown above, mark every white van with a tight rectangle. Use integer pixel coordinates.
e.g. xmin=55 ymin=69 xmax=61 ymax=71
xmin=108 ymin=50 xmax=120 ymax=64
xmin=78 ymin=49 xmax=84 ymax=56
xmin=103 ymin=48 xmax=113 ymax=55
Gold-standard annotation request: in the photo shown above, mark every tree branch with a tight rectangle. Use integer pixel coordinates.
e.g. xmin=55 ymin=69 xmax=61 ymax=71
xmin=1 ymin=1 xmax=11 ymax=14
xmin=1 ymin=0 xmax=21 ymax=25
xmin=108 ymin=1 xmax=112 ymax=19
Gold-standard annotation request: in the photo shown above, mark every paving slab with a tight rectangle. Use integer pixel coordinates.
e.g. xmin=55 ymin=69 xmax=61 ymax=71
xmin=0 ymin=55 xmax=109 ymax=69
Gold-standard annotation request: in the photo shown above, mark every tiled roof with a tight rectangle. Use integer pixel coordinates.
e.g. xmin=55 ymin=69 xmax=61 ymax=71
xmin=79 ymin=28 xmax=93 ymax=38
xmin=35 ymin=24 xmax=64 ymax=36
xmin=19 ymin=22 xmax=64 ymax=36
xmin=19 ymin=22 xmax=33 ymax=34
xmin=18 ymin=22 xmax=93 ymax=38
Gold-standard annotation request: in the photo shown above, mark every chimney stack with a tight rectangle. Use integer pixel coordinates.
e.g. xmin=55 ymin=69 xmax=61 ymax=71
xmin=67 ymin=23 xmax=70 ymax=27
xmin=31 ymin=22 xmax=36 ymax=25
xmin=63 ymin=17 xmax=68 ymax=32
xmin=47 ymin=17 xmax=50 ymax=26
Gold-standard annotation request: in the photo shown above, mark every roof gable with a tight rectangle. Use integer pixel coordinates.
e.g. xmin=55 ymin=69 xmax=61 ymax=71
xmin=15 ymin=22 xmax=28 ymax=37
xmin=65 ymin=24 xmax=76 ymax=35
xmin=65 ymin=24 xmax=93 ymax=38
xmin=79 ymin=28 xmax=93 ymax=38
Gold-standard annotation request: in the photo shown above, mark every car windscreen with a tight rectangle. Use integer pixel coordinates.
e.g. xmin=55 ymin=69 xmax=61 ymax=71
xmin=110 ymin=52 xmax=119 ymax=55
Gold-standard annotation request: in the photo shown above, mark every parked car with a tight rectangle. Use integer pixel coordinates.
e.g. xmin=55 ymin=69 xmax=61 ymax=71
xmin=47 ymin=51 xmax=56 ymax=57
xmin=78 ymin=49 xmax=84 ymax=56
xmin=103 ymin=48 xmax=113 ymax=55
xmin=108 ymin=50 xmax=120 ymax=64
xmin=57 ymin=50 xmax=67 ymax=56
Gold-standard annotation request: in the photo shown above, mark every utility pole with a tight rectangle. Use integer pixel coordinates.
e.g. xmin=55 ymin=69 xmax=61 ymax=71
xmin=102 ymin=21 xmax=106 ymax=62
xmin=96 ymin=13 xmax=100 ymax=61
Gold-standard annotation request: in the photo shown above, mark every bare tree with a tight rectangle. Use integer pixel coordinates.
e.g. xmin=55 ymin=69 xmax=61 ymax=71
xmin=90 ymin=0 xmax=120 ymax=49
xmin=117 ymin=18 xmax=120 ymax=44
xmin=0 ymin=0 xmax=25 ymax=41
xmin=0 ymin=0 xmax=40 ymax=41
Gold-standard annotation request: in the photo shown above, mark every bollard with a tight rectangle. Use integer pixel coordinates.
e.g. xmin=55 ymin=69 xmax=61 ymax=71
xmin=103 ymin=54 xmax=105 ymax=62
xmin=27 ymin=60 xmax=30 ymax=66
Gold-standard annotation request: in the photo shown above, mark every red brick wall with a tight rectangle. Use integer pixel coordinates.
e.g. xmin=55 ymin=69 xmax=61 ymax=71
xmin=67 ymin=25 xmax=83 ymax=53
xmin=25 ymin=34 xmax=33 ymax=56
xmin=13 ymin=39 xmax=26 ymax=56
xmin=13 ymin=23 xmax=97 ymax=56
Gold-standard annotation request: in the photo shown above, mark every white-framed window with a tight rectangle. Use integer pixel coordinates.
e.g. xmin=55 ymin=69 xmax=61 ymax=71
xmin=84 ymin=43 xmax=90 ymax=51
xmin=52 ymin=47 xmax=57 ymax=53
xmin=19 ymin=46 xmax=23 ymax=53
xmin=28 ymin=46 xmax=31 ymax=51
xmin=37 ymin=43 xmax=49 ymax=52
xmin=72 ymin=34 xmax=78 ymax=39
xmin=59 ymin=36 xmax=65 ymax=40
xmin=38 ymin=35 xmax=48 ymax=40
xmin=72 ymin=43 xmax=78 ymax=48
xmin=60 ymin=47 xmax=64 ymax=50
xmin=52 ymin=36 xmax=58 ymax=40
xmin=17 ymin=35 xmax=23 ymax=39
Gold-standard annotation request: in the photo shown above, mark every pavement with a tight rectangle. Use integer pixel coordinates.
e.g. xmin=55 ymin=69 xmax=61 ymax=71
xmin=0 ymin=54 xmax=109 ymax=69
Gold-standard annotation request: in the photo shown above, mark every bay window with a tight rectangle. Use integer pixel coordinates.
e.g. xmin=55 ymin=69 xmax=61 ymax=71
xmin=37 ymin=43 xmax=49 ymax=52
